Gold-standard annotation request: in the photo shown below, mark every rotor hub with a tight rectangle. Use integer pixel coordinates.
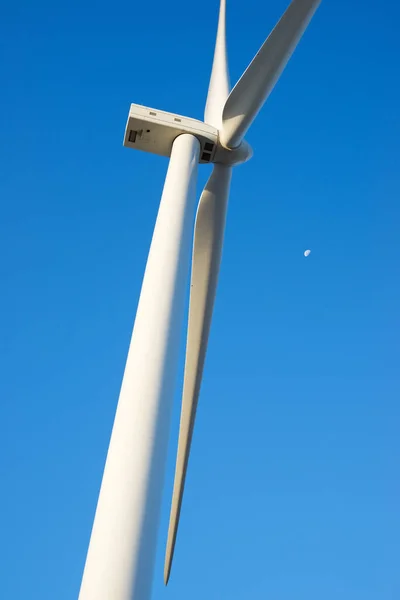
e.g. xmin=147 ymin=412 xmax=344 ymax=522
xmin=213 ymin=137 xmax=253 ymax=166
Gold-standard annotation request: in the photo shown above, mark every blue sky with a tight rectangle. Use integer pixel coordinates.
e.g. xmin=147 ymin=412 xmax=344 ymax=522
xmin=1 ymin=0 xmax=399 ymax=598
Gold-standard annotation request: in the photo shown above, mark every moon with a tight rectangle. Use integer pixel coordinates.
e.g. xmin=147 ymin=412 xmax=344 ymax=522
xmin=304 ymin=249 xmax=311 ymax=257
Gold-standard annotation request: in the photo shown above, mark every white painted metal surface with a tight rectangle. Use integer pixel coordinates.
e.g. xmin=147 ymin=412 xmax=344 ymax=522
xmin=79 ymin=0 xmax=324 ymax=595
xmin=123 ymin=102 xmax=252 ymax=167
xmin=79 ymin=133 xmax=200 ymax=600
xmin=123 ymin=104 xmax=218 ymax=163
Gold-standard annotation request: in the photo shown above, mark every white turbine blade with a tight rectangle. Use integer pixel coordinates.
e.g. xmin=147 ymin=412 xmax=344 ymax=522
xmin=164 ymin=164 xmax=232 ymax=584
xmin=204 ymin=0 xmax=230 ymax=129
xmin=220 ymin=0 xmax=321 ymax=148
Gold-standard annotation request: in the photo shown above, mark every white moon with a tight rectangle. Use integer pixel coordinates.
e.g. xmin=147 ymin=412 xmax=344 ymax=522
xmin=304 ymin=249 xmax=311 ymax=257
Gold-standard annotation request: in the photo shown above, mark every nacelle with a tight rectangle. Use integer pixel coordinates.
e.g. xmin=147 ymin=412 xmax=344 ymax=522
xmin=124 ymin=104 xmax=218 ymax=164
xmin=123 ymin=104 xmax=252 ymax=166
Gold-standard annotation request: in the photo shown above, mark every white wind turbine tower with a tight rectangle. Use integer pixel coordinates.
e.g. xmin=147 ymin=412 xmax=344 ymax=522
xmin=78 ymin=0 xmax=323 ymax=598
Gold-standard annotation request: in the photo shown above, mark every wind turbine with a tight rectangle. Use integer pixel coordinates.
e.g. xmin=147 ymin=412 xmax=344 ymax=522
xmin=78 ymin=1 xmax=322 ymax=599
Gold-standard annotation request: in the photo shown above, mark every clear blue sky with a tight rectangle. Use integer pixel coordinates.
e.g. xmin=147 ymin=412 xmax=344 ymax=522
xmin=1 ymin=0 xmax=399 ymax=598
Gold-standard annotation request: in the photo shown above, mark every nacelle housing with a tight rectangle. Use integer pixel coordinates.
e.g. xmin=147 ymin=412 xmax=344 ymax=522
xmin=123 ymin=104 xmax=252 ymax=166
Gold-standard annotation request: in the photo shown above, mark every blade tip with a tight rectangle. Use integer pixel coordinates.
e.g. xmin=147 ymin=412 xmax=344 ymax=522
xmin=164 ymin=563 xmax=171 ymax=586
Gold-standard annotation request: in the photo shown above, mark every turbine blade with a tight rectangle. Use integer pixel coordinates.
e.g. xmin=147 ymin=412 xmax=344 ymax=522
xmin=204 ymin=0 xmax=230 ymax=129
xmin=220 ymin=0 xmax=321 ymax=148
xmin=164 ymin=164 xmax=232 ymax=584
